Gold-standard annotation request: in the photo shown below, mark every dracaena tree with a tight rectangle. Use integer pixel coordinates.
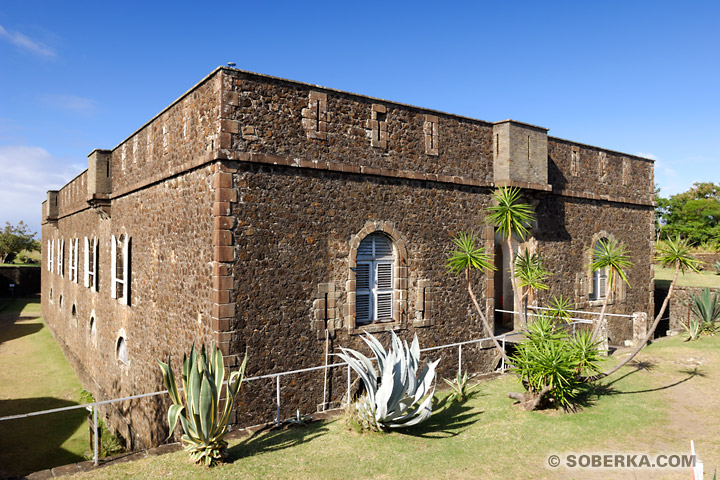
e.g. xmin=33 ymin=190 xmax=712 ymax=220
xmin=514 ymin=249 xmax=551 ymax=320
xmin=588 ymin=238 xmax=633 ymax=343
xmin=599 ymin=236 xmax=701 ymax=378
xmin=447 ymin=231 xmax=507 ymax=363
xmin=487 ymin=186 xmax=536 ymax=327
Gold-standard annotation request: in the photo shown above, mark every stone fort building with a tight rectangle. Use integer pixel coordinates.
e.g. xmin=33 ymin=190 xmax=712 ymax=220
xmin=41 ymin=66 xmax=655 ymax=448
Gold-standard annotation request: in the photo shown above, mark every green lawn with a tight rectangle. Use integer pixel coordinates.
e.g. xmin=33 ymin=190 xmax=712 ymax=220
xmin=0 ymin=248 xmax=42 ymax=266
xmin=655 ymin=266 xmax=720 ymax=288
xmin=0 ymin=296 xmax=89 ymax=478
xmin=65 ymin=335 xmax=720 ymax=479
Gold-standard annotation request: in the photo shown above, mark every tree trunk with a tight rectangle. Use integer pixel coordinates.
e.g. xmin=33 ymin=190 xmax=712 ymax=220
xmin=596 ymin=263 xmax=680 ymax=379
xmin=466 ymin=269 xmax=509 ymax=364
xmin=508 ymin=384 xmax=553 ymax=411
xmin=506 ymin=236 xmax=525 ymax=328
xmin=590 ymin=270 xmax=614 ymax=343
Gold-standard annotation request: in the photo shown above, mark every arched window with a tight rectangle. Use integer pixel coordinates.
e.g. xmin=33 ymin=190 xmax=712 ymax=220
xmin=84 ymin=237 xmax=98 ymax=290
xmin=89 ymin=316 xmax=97 ymax=339
xmin=356 ymin=233 xmax=395 ymax=325
xmin=116 ymin=336 xmax=128 ymax=365
xmin=590 ymin=239 xmax=608 ymax=301
xmin=111 ymin=234 xmax=130 ymax=304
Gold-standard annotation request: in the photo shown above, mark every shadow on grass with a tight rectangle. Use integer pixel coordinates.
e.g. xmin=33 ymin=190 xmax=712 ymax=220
xmin=0 ymin=297 xmax=40 ymax=346
xmin=228 ymin=420 xmax=330 ymax=461
xmin=397 ymin=394 xmax=484 ymax=439
xmin=0 ymin=397 xmax=86 ymax=478
xmin=583 ymin=363 xmax=705 ymax=403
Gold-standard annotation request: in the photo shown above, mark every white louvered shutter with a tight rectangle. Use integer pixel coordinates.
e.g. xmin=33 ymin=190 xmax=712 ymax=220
xmin=355 ymin=233 xmax=395 ymax=324
xmin=598 ymin=269 xmax=607 ymax=299
xmin=356 ymin=263 xmax=371 ymax=325
xmin=122 ymin=236 xmax=130 ymax=305
xmin=92 ymin=238 xmax=98 ymax=291
xmin=111 ymin=235 xmax=117 ymax=299
xmin=375 ymin=262 xmax=393 ymax=321
xmin=83 ymin=237 xmax=90 ymax=287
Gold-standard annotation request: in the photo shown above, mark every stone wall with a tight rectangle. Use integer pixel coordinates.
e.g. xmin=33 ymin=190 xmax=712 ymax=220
xmin=693 ymin=253 xmax=720 ymax=271
xmin=668 ymin=286 xmax=720 ymax=332
xmin=41 ymin=164 xmax=217 ymax=449
xmin=0 ymin=266 xmax=41 ymax=296
xmin=40 ymin=66 xmax=656 ymax=447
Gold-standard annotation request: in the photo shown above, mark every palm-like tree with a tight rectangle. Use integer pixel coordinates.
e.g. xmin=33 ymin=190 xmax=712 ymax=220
xmin=514 ymin=249 xmax=550 ymax=320
xmin=600 ymin=236 xmax=701 ymax=377
xmin=589 ymin=239 xmax=633 ymax=343
xmin=447 ymin=231 xmax=507 ymax=363
xmin=487 ymin=187 xmax=536 ymax=327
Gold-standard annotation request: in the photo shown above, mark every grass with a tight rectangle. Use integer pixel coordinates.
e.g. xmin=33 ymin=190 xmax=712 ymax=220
xmin=655 ymin=266 xmax=720 ymax=289
xmin=0 ymin=248 xmax=42 ymax=266
xmin=0 ymin=296 xmax=89 ymax=478
xmin=64 ymin=335 xmax=720 ymax=479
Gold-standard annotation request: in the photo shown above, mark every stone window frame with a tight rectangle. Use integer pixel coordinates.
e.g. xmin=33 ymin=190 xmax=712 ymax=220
xmin=423 ymin=114 xmax=439 ymax=156
xmin=585 ymin=231 xmax=626 ymax=307
xmin=84 ymin=237 xmax=99 ymax=291
xmin=570 ymin=146 xmax=580 ymax=177
xmin=111 ymin=233 xmax=131 ymax=305
xmin=346 ymin=221 xmax=408 ymax=334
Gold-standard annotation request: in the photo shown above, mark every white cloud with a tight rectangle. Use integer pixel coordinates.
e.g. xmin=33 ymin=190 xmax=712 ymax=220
xmin=40 ymin=94 xmax=96 ymax=115
xmin=0 ymin=24 xmax=56 ymax=58
xmin=0 ymin=145 xmax=84 ymax=235
xmin=635 ymin=152 xmax=658 ymax=161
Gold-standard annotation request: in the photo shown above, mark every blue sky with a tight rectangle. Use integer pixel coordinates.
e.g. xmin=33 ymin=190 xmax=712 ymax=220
xmin=1 ymin=1 xmax=718 ymax=235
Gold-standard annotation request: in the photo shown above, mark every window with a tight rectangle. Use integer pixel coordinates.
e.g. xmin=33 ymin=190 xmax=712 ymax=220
xmin=590 ymin=239 xmax=608 ymax=301
xmin=356 ymin=233 xmax=394 ymax=325
xmin=111 ymin=234 xmax=130 ymax=305
xmin=89 ymin=316 xmax=97 ymax=339
xmin=116 ymin=335 xmax=128 ymax=365
xmin=47 ymin=239 xmax=54 ymax=272
xmin=84 ymin=237 xmax=98 ymax=290
xmin=57 ymin=239 xmax=64 ymax=277
xmin=68 ymin=239 xmax=79 ymax=283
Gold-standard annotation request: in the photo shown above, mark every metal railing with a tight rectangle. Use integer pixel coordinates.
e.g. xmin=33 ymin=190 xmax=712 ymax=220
xmin=0 ymin=306 xmax=617 ymax=467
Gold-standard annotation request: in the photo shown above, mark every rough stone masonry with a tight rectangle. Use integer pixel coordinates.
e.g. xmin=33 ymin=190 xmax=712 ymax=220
xmin=41 ymin=67 xmax=655 ymax=448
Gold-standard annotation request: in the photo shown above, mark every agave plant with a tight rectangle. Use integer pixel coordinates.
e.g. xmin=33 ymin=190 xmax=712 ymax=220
xmin=687 ymin=288 xmax=720 ymax=336
xmin=714 ymin=260 xmax=720 ymax=275
xmin=158 ymin=344 xmax=248 ymax=466
xmin=443 ymin=370 xmax=480 ymax=403
xmin=337 ymin=331 xmax=440 ymax=431
xmin=683 ymin=318 xmax=702 ymax=341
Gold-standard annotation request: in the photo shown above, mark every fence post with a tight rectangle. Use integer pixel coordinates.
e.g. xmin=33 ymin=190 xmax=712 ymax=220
xmin=93 ymin=405 xmax=99 ymax=466
xmin=275 ymin=376 xmax=281 ymax=425
xmin=457 ymin=344 xmax=462 ymax=377
xmin=346 ymin=365 xmax=351 ymax=406
xmin=501 ymin=337 xmax=506 ymax=373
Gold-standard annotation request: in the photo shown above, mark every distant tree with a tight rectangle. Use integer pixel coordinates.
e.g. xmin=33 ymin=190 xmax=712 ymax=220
xmin=0 ymin=221 xmax=38 ymax=264
xmin=660 ymin=182 xmax=720 ymax=246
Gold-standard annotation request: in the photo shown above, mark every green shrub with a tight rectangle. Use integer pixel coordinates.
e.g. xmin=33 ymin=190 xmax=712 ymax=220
xmin=509 ymin=315 xmax=602 ymax=409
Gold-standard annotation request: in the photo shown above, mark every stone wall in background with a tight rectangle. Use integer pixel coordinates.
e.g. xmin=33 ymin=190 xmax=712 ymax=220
xmin=0 ymin=266 xmax=41 ymax=296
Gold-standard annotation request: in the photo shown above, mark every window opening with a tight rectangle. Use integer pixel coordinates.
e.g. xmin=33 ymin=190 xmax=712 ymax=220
xmin=356 ymin=233 xmax=394 ymax=325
